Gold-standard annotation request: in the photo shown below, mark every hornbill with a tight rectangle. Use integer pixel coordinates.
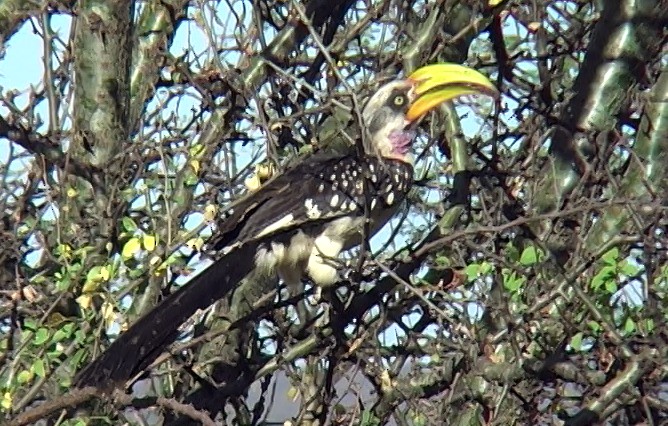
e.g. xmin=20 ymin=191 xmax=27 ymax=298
xmin=74 ymin=64 xmax=496 ymax=389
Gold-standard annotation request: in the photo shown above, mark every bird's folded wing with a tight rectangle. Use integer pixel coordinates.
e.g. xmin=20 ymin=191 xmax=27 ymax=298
xmin=211 ymin=153 xmax=413 ymax=250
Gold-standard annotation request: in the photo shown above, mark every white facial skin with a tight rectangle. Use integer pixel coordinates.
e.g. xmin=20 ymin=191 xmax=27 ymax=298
xmin=361 ymin=81 xmax=417 ymax=163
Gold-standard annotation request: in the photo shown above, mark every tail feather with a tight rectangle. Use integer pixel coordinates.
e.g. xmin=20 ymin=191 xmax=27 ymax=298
xmin=74 ymin=242 xmax=259 ymax=389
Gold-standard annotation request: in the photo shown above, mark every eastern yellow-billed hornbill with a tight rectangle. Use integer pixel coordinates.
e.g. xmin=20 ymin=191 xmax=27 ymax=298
xmin=74 ymin=64 xmax=496 ymax=389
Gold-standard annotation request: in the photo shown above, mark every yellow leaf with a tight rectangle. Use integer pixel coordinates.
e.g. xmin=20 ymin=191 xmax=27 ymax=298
xmin=101 ymin=302 xmax=116 ymax=329
xmin=76 ymin=295 xmax=92 ymax=310
xmin=143 ymin=234 xmax=157 ymax=251
xmin=190 ymin=159 xmax=200 ymax=174
xmin=244 ymin=175 xmax=261 ymax=191
xmin=100 ymin=265 xmax=110 ymax=281
xmin=81 ymin=280 xmax=98 ymax=294
xmin=189 ymin=143 xmax=205 ymax=158
xmin=67 ymin=187 xmax=78 ymax=198
xmin=149 ymin=255 xmax=162 ymax=266
xmin=204 ymin=204 xmax=217 ymax=221
xmin=488 ymin=0 xmax=503 ymax=6
xmin=57 ymin=244 xmax=73 ymax=260
xmin=122 ymin=237 xmax=141 ymax=259
xmin=185 ymin=237 xmax=204 ymax=251
xmin=287 ymin=386 xmax=299 ymax=401
xmin=255 ymin=163 xmax=275 ymax=180
xmin=83 ymin=265 xmax=111 ymax=293
xmin=1 ymin=392 xmax=12 ymax=410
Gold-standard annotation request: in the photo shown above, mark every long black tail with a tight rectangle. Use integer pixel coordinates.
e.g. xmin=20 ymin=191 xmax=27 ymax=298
xmin=74 ymin=242 xmax=259 ymax=389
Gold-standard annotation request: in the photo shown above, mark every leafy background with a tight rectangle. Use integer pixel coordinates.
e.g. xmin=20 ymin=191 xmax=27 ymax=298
xmin=0 ymin=0 xmax=666 ymax=425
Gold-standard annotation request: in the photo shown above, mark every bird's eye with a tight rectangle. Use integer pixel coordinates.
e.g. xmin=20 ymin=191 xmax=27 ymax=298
xmin=393 ymin=94 xmax=407 ymax=107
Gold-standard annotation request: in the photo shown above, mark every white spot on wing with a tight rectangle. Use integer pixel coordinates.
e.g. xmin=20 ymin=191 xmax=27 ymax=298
xmin=330 ymin=194 xmax=340 ymax=208
xmin=305 ymin=198 xmax=321 ymax=218
xmin=386 ymin=192 xmax=395 ymax=205
xmin=255 ymin=214 xmax=295 ymax=238
xmin=370 ymin=198 xmax=377 ymax=210
xmin=318 ymin=183 xmax=325 ymax=192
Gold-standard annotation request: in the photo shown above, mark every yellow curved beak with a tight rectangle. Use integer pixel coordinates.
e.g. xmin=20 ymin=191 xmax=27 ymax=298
xmin=406 ymin=63 xmax=498 ymax=122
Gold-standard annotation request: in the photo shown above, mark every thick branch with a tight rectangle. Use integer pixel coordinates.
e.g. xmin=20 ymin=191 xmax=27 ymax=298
xmin=534 ymin=0 xmax=665 ymax=216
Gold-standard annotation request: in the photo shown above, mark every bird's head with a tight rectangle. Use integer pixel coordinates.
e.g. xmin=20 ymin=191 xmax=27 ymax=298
xmin=361 ymin=63 xmax=498 ymax=163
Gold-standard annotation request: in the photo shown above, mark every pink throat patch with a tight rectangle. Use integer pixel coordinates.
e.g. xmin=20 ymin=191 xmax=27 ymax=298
xmin=389 ymin=130 xmax=416 ymax=155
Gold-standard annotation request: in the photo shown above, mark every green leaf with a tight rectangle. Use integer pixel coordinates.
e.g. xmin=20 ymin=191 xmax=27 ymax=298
xmin=505 ymin=243 xmax=520 ymax=262
xmin=52 ymin=323 xmax=74 ymax=343
xmin=17 ymin=370 xmax=32 ymax=384
xmin=71 ymin=348 xmax=87 ymax=370
xmin=591 ymin=265 xmax=616 ymax=290
xmin=128 ymin=267 xmax=145 ymax=279
xmin=361 ymin=409 xmax=381 ymax=426
xmin=33 ymin=328 xmax=50 ymax=346
xmin=184 ymin=169 xmax=199 ymax=186
xmin=480 ymin=261 xmax=493 ymax=275
xmin=520 ymin=246 xmax=539 ymax=265
xmin=642 ymin=318 xmax=655 ymax=333
xmin=32 ymin=359 xmax=46 ymax=378
xmin=601 ymin=247 xmax=619 ymax=265
xmin=587 ymin=321 xmax=602 ymax=333
xmin=411 ymin=410 xmax=428 ymax=426
xmin=503 ymin=270 xmax=525 ymax=293
xmin=604 ymin=279 xmax=618 ymax=294
xmin=188 ymin=143 xmax=205 ymax=158
xmin=570 ymin=332 xmax=584 ymax=351
xmin=465 ymin=263 xmax=480 ymax=281
xmin=55 ymin=272 xmax=72 ymax=292
xmin=624 ymin=317 xmax=636 ymax=334
xmin=23 ymin=319 xmax=38 ymax=331
xmin=620 ymin=261 xmax=641 ymax=277
xmin=121 ymin=217 xmax=137 ymax=232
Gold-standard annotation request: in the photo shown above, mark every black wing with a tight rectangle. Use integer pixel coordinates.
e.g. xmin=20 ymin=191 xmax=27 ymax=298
xmin=211 ymin=153 xmax=414 ymax=249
